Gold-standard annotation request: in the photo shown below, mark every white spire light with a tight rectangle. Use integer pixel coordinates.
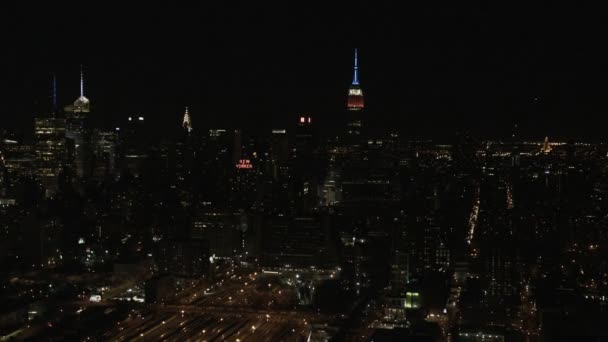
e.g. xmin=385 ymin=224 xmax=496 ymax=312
xmin=80 ymin=64 xmax=84 ymax=97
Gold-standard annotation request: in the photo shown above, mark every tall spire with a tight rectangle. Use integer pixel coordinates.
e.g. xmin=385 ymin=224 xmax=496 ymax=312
xmin=352 ymin=48 xmax=359 ymax=85
xmin=183 ymin=106 xmax=192 ymax=133
xmin=52 ymin=73 xmax=57 ymax=114
xmin=80 ymin=64 xmax=84 ymax=97
xmin=71 ymin=64 xmax=90 ymax=113
xmin=347 ymin=48 xmax=364 ymax=111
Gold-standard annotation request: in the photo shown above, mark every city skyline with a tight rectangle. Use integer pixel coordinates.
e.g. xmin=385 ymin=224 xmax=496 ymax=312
xmin=6 ymin=4 xmax=608 ymax=140
xmin=4 ymin=5 xmax=608 ymax=341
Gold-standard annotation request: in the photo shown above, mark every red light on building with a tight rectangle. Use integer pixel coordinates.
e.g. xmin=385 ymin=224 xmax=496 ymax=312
xmin=347 ymin=88 xmax=364 ymax=110
xmin=236 ymin=159 xmax=253 ymax=169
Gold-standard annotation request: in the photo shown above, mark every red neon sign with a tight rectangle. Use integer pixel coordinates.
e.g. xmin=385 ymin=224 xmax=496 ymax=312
xmin=236 ymin=159 xmax=253 ymax=169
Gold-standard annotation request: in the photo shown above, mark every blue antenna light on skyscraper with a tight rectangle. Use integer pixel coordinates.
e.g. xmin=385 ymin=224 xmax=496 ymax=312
xmin=352 ymin=48 xmax=359 ymax=86
xmin=347 ymin=48 xmax=364 ymax=111
xmin=52 ymin=73 xmax=57 ymax=114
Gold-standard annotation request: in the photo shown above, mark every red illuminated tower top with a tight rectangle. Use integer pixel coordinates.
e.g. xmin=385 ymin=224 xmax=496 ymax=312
xmin=347 ymin=49 xmax=364 ymax=111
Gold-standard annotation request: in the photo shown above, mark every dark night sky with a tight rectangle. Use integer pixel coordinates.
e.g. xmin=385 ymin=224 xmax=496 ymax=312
xmin=5 ymin=3 xmax=608 ymax=141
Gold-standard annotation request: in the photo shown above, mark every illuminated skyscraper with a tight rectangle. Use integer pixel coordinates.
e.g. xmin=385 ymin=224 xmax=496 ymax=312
xmin=346 ymin=49 xmax=364 ymax=144
xmin=34 ymin=118 xmax=66 ymax=197
xmin=64 ymin=66 xmax=92 ymax=177
xmin=1 ymin=137 xmax=35 ymax=180
xmin=182 ymin=107 xmax=193 ymax=134
xmin=347 ymin=49 xmax=364 ymax=111
xmin=34 ymin=74 xmax=66 ymax=197
xmin=65 ymin=65 xmax=91 ymax=114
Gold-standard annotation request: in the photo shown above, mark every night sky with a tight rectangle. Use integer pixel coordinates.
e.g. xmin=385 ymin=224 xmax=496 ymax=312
xmin=6 ymin=4 xmax=608 ymax=141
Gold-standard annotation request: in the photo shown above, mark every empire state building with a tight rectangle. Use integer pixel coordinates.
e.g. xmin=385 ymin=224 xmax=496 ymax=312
xmin=346 ymin=49 xmax=364 ymax=144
